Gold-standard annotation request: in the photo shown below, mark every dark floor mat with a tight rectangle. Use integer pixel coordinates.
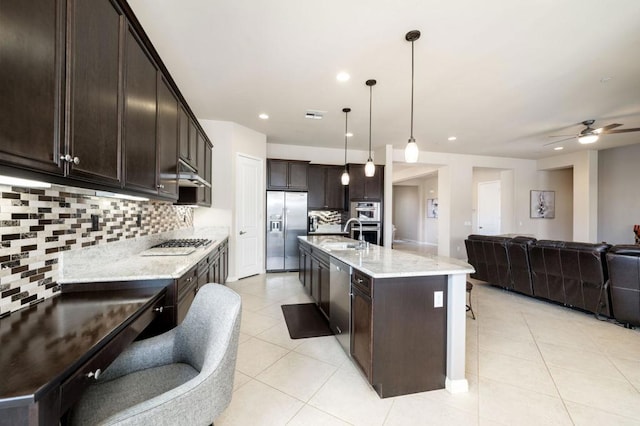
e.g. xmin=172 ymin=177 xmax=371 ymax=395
xmin=281 ymin=303 xmax=333 ymax=339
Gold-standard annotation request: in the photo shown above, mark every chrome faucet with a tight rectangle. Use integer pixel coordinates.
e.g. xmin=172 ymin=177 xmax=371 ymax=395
xmin=343 ymin=218 xmax=366 ymax=249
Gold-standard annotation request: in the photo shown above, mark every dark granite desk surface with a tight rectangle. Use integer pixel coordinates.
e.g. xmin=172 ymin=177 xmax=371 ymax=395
xmin=0 ymin=285 xmax=165 ymax=407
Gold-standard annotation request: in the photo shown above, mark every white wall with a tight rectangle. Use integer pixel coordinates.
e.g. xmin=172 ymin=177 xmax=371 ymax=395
xmin=194 ymin=120 xmax=267 ymax=281
xmin=598 ymin=143 xmax=640 ymax=244
xmin=537 ymin=150 xmax=597 ymax=242
xmin=421 ymin=175 xmax=439 ymax=244
xmin=535 ymin=168 xmax=574 ymax=241
xmin=392 ymin=174 xmax=439 ymax=244
xmin=392 ymin=185 xmax=419 ymax=241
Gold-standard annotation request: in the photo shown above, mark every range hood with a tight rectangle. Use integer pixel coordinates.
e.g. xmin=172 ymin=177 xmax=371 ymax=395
xmin=177 ymin=159 xmax=210 ymax=188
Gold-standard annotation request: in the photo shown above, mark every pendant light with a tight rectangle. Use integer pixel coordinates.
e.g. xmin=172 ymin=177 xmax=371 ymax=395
xmin=404 ymin=30 xmax=420 ymax=163
xmin=341 ymin=108 xmax=351 ymax=185
xmin=364 ymin=79 xmax=376 ymax=177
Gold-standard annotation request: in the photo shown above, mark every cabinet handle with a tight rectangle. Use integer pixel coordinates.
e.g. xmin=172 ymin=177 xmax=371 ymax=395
xmin=60 ymin=154 xmax=80 ymax=165
xmin=356 ymin=278 xmax=363 ymax=283
xmin=86 ymin=368 xmax=102 ymax=380
xmin=336 ymin=326 xmax=342 ymax=334
xmin=157 ymin=184 xmax=165 ymax=189
xmin=239 ymin=231 xmax=246 ymax=235
xmin=154 ymin=306 xmax=164 ymax=313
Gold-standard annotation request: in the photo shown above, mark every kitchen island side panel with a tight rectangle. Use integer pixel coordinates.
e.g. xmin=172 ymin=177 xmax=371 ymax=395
xmin=372 ymin=275 xmax=447 ymax=398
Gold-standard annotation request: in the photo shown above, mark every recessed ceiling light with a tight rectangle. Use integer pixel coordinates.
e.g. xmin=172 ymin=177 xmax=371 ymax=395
xmin=554 ymin=146 xmax=564 ymax=150
xmin=259 ymin=113 xmax=269 ymax=120
xmin=336 ymin=72 xmax=350 ymax=82
xmin=346 ymin=132 xmax=353 ymax=137
xmin=448 ymin=136 xmax=457 ymax=141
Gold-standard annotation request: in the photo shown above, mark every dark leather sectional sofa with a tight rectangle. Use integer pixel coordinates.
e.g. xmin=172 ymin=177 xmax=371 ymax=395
xmin=465 ymin=234 xmax=615 ymax=319
xmin=606 ymin=245 xmax=640 ymax=326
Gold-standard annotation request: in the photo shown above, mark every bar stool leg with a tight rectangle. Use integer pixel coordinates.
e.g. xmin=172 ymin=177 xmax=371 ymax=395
xmin=466 ymin=281 xmax=476 ymax=320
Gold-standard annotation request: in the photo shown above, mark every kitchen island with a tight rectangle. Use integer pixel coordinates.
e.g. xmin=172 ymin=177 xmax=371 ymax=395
xmin=298 ymin=235 xmax=474 ymax=397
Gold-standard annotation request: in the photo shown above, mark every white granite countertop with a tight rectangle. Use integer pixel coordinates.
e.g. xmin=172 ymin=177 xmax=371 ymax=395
xmin=59 ymin=227 xmax=229 ymax=284
xmin=300 ymin=235 xmax=474 ymax=279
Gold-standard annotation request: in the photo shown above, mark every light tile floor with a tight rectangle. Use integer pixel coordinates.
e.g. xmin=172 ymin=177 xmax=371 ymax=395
xmin=216 ymin=271 xmax=640 ymax=426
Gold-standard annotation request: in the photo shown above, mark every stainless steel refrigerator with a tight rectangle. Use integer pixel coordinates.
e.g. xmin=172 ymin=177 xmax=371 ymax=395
xmin=266 ymin=191 xmax=307 ymax=271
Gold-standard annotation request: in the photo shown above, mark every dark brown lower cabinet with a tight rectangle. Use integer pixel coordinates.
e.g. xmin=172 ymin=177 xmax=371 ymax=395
xmin=297 ymin=239 xmax=448 ymax=398
xmin=298 ymin=245 xmax=308 ymax=289
xmin=175 ymin=264 xmax=197 ymax=325
xmin=319 ymin=259 xmax=330 ymax=319
xmin=369 ymin=275 xmax=447 ymax=397
xmin=207 ymin=238 xmax=229 ymax=284
xmin=351 ymin=284 xmax=372 ymax=381
xmin=310 ymin=256 xmax=321 ymax=304
xmin=309 ymin=248 xmax=330 ymax=319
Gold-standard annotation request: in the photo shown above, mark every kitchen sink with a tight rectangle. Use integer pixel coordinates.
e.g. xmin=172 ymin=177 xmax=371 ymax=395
xmin=321 ymin=242 xmax=360 ymax=251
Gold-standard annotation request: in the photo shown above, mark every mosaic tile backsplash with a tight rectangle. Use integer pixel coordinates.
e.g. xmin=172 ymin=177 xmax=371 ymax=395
xmin=0 ymin=183 xmax=193 ymax=317
xmin=308 ymin=210 xmax=345 ymax=225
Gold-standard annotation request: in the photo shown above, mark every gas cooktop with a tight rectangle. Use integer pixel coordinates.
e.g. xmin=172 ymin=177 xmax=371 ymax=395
xmin=151 ymin=239 xmax=212 ymax=248
xmin=140 ymin=239 xmax=214 ymax=256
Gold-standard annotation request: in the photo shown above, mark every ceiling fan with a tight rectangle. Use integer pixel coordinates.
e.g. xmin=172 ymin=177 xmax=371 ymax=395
xmin=545 ymin=120 xmax=640 ymax=146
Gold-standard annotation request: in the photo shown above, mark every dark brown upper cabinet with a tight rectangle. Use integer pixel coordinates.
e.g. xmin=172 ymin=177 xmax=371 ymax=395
xmin=123 ymin=25 xmax=158 ymax=195
xmin=188 ymin=120 xmax=198 ymax=170
xmin=203 ymin=140 xmax=212 ymax=206
xmin=0 ymin=0 xmax=211 ymax=201
xmin=65 ymin=0 xmax=123 ymax=186
xmin=196 ymin=130 xmax=206 ymax=175
xmin=178 ymin=105 xmax=191 ymax=165
xmin=267 ymin=159 xmax=309 ymax=191
xmin=156 ymin=75 xmax=179 ymax=199
xmin=0 ymin=0 xmax=65 ymax=175
xmin=196 ymin=132 xmax=212 ymax=207
xmin=308 ymin=165 xmax=345 ymax=210
xmin=347 ymin=163 xmax=384 ymax=201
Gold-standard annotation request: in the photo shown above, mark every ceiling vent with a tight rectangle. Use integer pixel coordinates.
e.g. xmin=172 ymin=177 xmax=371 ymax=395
xmin=305 ymin=110 xmax=325 ymax=120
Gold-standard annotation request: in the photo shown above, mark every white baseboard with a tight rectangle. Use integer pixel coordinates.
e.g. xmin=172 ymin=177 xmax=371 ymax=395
xmin=445 ymin=377 xmax=469 ymax=394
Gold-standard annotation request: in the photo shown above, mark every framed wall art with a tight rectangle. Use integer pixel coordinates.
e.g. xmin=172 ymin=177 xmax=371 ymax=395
xmin=530 ymin=190 xmax=555 ymax=219
xmin=427 ymin=198 xmax=438 ymax=218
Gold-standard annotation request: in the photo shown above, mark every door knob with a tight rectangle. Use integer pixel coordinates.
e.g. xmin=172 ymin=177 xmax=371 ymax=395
xmin=239 ymin=230 xmax=246 ymax=235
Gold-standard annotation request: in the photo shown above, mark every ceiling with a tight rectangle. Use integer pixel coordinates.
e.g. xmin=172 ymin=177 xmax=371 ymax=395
xmin=128 ymin=0 xmax=640 ymax=160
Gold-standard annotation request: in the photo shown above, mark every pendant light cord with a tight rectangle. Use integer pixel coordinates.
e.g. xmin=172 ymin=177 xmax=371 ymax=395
xmin=344 ymin=111 xmax=348 ymax=168
xmin=410 ymin=39 xmax=414 ymax=140
xmin=368 ymin=84 xmax=373 ymax=160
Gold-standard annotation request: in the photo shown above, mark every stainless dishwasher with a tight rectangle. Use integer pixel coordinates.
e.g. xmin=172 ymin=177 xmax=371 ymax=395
xmin=329 ymin=257 xmax=352 ymax=355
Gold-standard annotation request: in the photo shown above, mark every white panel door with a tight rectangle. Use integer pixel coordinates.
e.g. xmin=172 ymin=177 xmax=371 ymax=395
xmin=477 ymin=180 xmax=501 ymax=235
xmin=236 ymin=154 xmax=263 ymax=279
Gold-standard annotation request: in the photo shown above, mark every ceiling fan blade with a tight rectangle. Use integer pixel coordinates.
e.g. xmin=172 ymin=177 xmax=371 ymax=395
xmin=544 ymin=136 xmax=574 ymax=146
xmin=596 ymin=123 xmax=623 ymax=134
xmin=548 ymin=134 xmax=575 ymax=138
xmin=603 ymin=127 xmax=640 ymax=134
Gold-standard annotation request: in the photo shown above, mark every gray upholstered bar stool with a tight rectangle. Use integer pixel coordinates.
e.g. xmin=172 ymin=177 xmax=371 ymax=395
xmin=466 ymin=281 xmax=476 ymax=320
xmin=68 ymin=284 xmax=241 ymax=426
